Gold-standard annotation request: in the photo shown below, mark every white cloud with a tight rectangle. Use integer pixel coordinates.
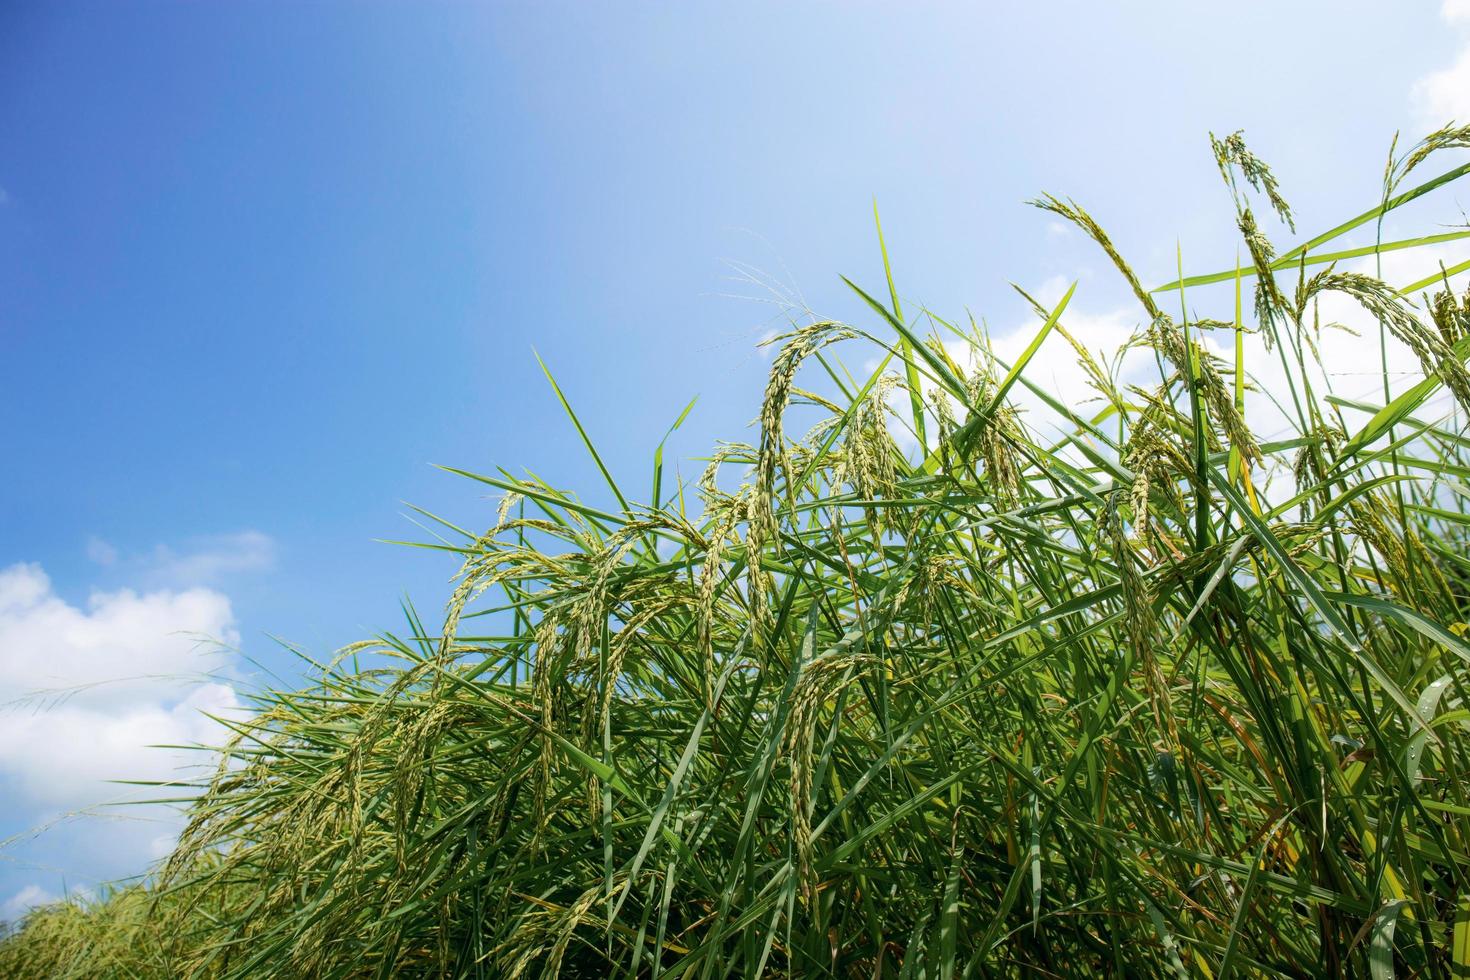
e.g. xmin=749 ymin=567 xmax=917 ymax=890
xmin=0 ymin=682 xmax=239 ymax=807
xmin=80 ymin=530 xmax=277 ymax=588
xmin=85 ymin=536 xmax=118 ymax=566
xmin=0 ymin=562 xmax=245 ymax=902
xmin=871 ymin=302 xmax=1141 ymax=456
xmin=141 ymin=530 xmax=276 ymax=587
xmin=878 ymin=231 xmax=1468 ymax=488
xmin=1031 ymin=274 xmax=1076 ymax=308
xmin=756 ymin=327 xmax=782 ymax=360
xmin=1230 ymin=241 xmax=1470 ymax=442
xmin=962 ymin=1 xmax=1470 ymax=451
xmin=0 ymin=563 xmax=237 ymax=712
xmin=988 ymin=307 xmax=1137 ymax=422
xmin=1411 ymin=48 xmax=1470 ymax=128
xmin=1411 ymin=3 xmax=1470 ymax=126
xmin=1 ymin=884 xmax=58 ymax=920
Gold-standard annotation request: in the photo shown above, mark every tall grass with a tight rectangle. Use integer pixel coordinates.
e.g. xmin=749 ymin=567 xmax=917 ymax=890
xmin=6 ymin=129 xmax=1470 ymax=977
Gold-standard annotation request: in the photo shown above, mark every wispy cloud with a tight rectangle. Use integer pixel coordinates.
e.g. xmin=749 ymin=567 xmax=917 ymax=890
xmin=141 ymin=530 xmax=276 ymax=587
xmin=84 ymin=536 xmax=118 ymax=567
xmin=83 ymin=530 xmax=277 ymax=587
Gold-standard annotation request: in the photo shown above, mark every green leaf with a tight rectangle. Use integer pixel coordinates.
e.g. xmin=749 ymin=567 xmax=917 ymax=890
xmin=1370 ymin=900 xmax=1409 ymax=980
xmin=873 ymin=201 xmax=928 ymax=447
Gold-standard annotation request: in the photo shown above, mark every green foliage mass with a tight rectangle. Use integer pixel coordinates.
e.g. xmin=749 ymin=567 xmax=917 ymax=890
xmin=7 ymin=129 xmax=1470 ymax=977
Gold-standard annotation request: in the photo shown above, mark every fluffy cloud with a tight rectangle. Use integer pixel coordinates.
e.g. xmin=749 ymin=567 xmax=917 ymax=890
xmin=0 ymin=562 xmax=246 ymax=917
xmin=0 ymin=563 xmax=239 ymax=706
xmin=0 ymin=680 xmax=239 ymax=807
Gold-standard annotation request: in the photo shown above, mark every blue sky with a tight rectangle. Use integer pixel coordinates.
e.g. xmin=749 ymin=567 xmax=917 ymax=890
xmin=2 ymin=0 xmax=1468 ymax=914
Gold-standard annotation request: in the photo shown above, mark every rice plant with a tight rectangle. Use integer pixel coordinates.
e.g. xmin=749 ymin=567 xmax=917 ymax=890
xmin=6 ymin=127 xmax=1470 ymax=977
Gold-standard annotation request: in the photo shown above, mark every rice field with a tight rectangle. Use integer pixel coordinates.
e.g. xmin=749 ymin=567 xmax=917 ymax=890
xmin=5 ymin=128 xmax=1470 ymax=977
